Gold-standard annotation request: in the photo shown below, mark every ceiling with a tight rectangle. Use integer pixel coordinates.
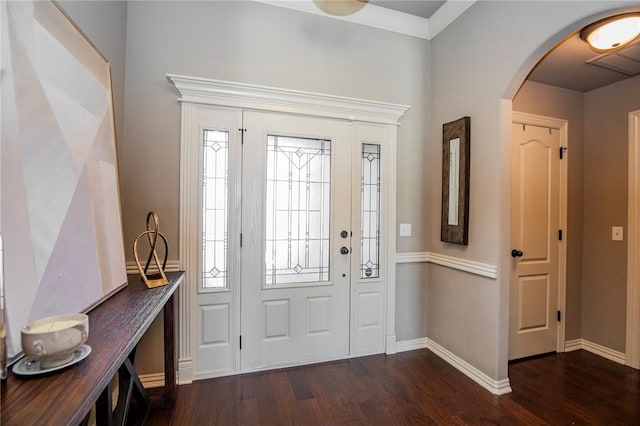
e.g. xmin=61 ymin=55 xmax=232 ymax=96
xmin=263 ymin=1 xmax=640 ymax=92
xmin=369 ymin=0 xmax=446 ymax=19
xmin=368 ymin=1 xmax=639 ymax=93
xmin=528 ymin=34 xmax=640 ymax=93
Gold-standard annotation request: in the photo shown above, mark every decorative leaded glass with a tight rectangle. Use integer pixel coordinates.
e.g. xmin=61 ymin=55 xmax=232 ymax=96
xmin=202 ymin=129 xmax=229 ymax=288
xmin=361 ymin=144 xmax=380 ymax=279
xmin=265 ymin=135 xmax=331 ymax=285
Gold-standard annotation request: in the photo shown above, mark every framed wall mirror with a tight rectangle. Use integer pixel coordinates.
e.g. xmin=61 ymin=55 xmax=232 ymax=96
xmin=441 ymin=117 xmax=470 ymax=245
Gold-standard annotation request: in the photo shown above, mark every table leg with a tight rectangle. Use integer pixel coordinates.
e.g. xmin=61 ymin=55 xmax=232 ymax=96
xmin=162 ymin=293 xmax=176 ymax=408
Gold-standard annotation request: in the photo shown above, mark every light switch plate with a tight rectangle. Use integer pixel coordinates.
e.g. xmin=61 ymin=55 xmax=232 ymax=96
xmin=399 ymin=223 xmax=411 ymax=237
xmin=612 ymin=226 xmax=623 ymax=241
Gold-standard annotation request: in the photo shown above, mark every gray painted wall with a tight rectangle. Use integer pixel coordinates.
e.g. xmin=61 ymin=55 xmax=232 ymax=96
xmin=121 ymin=1 xmax=431 ymax=374
xmin=513 ymin=80 xmax=585 ymax=342
xmin=396 ymin=263 xmax=429 ymax=341
xmin=121 ymin=0 xmax=430 ymax=255
xmin=429 ymin=1 xmax=637 ymax=380
xmin=582 ymin=76 xmax=640 ymax=352
xmin=58 ymin=1 xmax=128 ymax=160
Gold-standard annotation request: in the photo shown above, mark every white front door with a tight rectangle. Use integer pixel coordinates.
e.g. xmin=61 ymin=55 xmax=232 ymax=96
xmin=240 ymin=111 xmax=352 ymax=371
xmin=509 ymin=121 xmax=561 ymax=360
xmin=189 ymin=106 xmax=390 ymax=378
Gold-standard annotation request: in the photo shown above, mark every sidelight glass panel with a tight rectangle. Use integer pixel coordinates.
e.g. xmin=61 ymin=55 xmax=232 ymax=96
xmin=265 ymin=135 xmax=331 ymax=285
xmin=361 ymin=144 xmax=380 ymax=279
xmin=202 ymin=129 xmax=229 ymax=288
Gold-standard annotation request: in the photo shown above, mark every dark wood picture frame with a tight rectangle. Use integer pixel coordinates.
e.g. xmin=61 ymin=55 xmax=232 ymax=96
xmin=441 ymin=117 xmax=470 ymax=245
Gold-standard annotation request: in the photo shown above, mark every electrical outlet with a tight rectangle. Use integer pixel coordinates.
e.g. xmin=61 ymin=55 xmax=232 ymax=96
xmin=612 ymin=226 xmax=623 ymax=241
xmin=399 ymin=223 xmax=411 ymax=237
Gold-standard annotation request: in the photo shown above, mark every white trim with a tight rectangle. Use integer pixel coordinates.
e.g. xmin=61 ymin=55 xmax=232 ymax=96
xmin=395 ymin=251 xmax=497 ymax=280
xmin=564 ymin=338 xmax=582 ymax=352
xmin=385 ymin=126 xmax=398 ymax=355
xmin=395 ymin=252 xmax=430 ymax=264
xmin=169 ymin=74 xmax=409 ymax=381
xmin=167 ymin=75 xmax=409 ymax=126
xmin=125 ymin=260 xmax=181 ymax=275
xmin=428 ymin=1 xmax=476 ymax=38
xmin=256 ymin=0 xmax=431 ymax=39
xmin=512 ymin=111 xmax=568 ymax=355
xmin=256 ymin=1 xmax=476 ymax=40
xmin=396 ymin=338 xmax=512 ymax=395
xmin=140 ymin=373 xmax=165 ymax=389
xmin=177 ymin=358 xmax=193 ymax=385
xmin=564 ymin=339 xmax=626 ymax=365
xmin=396 ymin=337 xmax=429 ymax=353
xmin=177 ymin=102 xmax=199 ymax=385
xmin=627 ymin=110 xmax=640 ymax=369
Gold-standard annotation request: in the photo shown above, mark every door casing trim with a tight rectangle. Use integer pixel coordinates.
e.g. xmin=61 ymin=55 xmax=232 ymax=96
xmin=627 ymin=110 xmax=640 ymax=369
xmin=168 ymin=74 xmax=409 ymax=383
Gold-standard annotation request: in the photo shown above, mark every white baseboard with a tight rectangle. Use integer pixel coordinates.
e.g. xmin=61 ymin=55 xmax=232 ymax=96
xmin=564 ymin=338 xmax=626 ymax=365
xmin=396 ymin=337 xmax=429 ymax=352
xmin=385 ymin=332 xmax=398 ymax=355
xmin=140 ymin=372 xmax=165 ymax=389
xmin=126 ymin=260 xmax=181 ymax=275
xmin=396 ymin=337 xmax=512 ymax=395
xmin=178 ymin=358 xmax=194 ymax=385
xmin=564 ymin=338 xmax=583 ymax=352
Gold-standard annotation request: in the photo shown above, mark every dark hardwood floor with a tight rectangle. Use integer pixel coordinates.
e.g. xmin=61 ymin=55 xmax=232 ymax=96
xmin=146 ymin=349 xmax=640 ymax=425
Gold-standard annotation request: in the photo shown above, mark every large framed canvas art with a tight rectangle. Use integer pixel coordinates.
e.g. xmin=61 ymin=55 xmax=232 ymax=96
xmin=1 ymin=1 xmax=127 ymax=358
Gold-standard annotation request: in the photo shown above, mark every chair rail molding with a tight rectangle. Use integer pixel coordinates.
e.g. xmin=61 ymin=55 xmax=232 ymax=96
xmin=395 ymin=251 xmax=497 ymax=280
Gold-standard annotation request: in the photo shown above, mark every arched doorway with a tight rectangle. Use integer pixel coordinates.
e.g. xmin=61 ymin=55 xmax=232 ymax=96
xmin=504 ymin=8 xmax=640 ymax=369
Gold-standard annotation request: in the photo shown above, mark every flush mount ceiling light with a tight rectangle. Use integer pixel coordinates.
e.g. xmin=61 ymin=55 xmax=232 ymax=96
xmin=314 ymin=0 xmax=368 ymax=16
xmin=580 ymin=12 xmax=640 ymax=52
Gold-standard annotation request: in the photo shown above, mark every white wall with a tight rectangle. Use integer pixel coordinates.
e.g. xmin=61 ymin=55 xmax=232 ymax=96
xmin=429 ymin=1 xmax=638 ymax=381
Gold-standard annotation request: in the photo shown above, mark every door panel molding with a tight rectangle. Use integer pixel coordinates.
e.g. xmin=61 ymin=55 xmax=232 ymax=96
xmin=168 ymin=75 xmax=409 ymax=383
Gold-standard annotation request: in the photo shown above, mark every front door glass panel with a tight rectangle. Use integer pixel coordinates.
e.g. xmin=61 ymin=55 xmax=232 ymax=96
xmin=265 ymin=135 xmax=331 ymax=285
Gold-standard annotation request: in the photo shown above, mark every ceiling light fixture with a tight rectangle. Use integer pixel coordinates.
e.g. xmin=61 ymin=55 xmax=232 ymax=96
xmin=313 ymin=0 xmax=368 ymax=17
xmin=580 ymin=12 xmax=640 ymax=52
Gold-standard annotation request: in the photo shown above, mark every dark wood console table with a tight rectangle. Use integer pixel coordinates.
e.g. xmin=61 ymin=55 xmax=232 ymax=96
xmin=1 ymin=271 xmax=184 ymax=425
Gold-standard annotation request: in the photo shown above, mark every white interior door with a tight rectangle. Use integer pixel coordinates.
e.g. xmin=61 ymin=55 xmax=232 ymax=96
xmin=509 ymin=122 xmax=560 ymax=360
xmin=240 ymin=111 xmax=352 ymax=371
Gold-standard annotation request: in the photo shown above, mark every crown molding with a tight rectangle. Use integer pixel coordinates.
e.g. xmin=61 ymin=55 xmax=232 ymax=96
xmin=428 ymin=1 xmax=476 ymax=38
xmin=255 ymin=1 xmax=476 ymax=40
xmin=167 ymin=74 xmax=409 ymax=125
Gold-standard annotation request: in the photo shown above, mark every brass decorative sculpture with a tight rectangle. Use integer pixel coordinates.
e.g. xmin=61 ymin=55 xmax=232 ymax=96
xmin=133 ymin=212 xmax=169 ymax=288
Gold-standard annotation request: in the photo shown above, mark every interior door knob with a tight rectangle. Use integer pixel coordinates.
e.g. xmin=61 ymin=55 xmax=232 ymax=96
xmin=511 ymin=249 xmax=524 ymax=258
xmin=340 ymin=247 xmax=350 ymax=255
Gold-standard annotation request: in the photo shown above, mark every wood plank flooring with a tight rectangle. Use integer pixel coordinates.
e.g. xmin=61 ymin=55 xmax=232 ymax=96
xmin=146 ymin=349 xmax=640 ymax=425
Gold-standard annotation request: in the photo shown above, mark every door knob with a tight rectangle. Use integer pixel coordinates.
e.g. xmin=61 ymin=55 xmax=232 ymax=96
xmin=511 ymin=249 xmax=523 ymax=258
xmin=340 ymin=247 xmax=350 ymax=255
